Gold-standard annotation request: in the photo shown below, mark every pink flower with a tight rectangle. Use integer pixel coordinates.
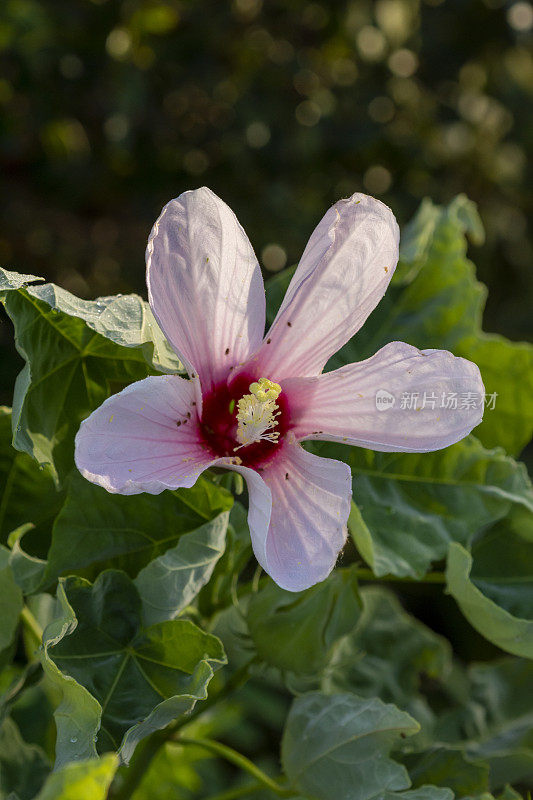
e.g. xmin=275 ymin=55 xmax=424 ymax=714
xmin=75 ymin=188 xmax=484 ymax=591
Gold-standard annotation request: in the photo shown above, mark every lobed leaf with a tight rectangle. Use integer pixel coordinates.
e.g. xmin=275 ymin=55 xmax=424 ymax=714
xmin=44 ymin=570 xmax=226 ymax=766
xmin=26 ymin=282 xmax=180 ymax=373
xmin=281 ymin=692 xmax=420 ymax=800
xmin=1 ymin=287 xmax=152 ymax=484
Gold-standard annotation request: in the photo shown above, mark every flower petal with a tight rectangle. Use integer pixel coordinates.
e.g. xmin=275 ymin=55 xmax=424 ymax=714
xmin=253 ymin=193 xmax=399 ymax=380
xmin=286 ymin=341 xmax=485 ymax=452
xmin=231 ymin=446 xmax=351 ymax=592
xmin=146 ymin=187 xmax=265 ymax=391
xmin=75 ymin=375 xmax=215 ymax=494
xmin=221 ymin=463 xmax=272 ymax=573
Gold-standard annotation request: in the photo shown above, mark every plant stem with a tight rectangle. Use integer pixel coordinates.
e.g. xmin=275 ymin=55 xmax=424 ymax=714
xmin=354 ymin=567 xmax=446 ymax=584
xmin=251 ymin=563 xmax=262 ymax=593
xmin=20 ymin=605 xmax=43 ymax=645
xmin=111 ymin=658 xmax=255 ymax=800
xmin=204 ymin=783 xmax=263 ymax=800
xmin=177 ymin=736 xmax=293 ymax=797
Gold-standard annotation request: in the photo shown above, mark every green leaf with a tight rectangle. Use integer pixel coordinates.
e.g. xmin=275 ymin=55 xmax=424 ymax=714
xmin=45 ymin=570 xmax=225 ymax=766
xmin=387 ymin=790 xmax=454 ymax=800
xmin=7 ymin=529 xmax=47 ymax=596
xmin=396 ymin=194 xmax=484 ymax=283
xmin=33 ymin=754 xmax=118 ymax=800
xmin=134 ymin=512 xmax=230 ymax=626
xmin=322 ymin=587 xmax=451 ymax=730
xmin=197 ymin=501 xmax=253 ymax=616
xmin=401 ymin=747 xmax=489 ymax=796
xmin=0 ymin=268 xmax=43 ymax=291
xmin=468 ymin=508 xmax=533 ymax=617
xmin=42 ymin=473 xmax=232 ymax=588
xmin=335 ymin=434 xmax=533 ymax=578
xmin=247 ymin=567 xmax=362 ymax=675
xmin=1 ymin=287 xmax=152 ymax=484
xmin=446 ymin=530 xmax=533 ymax=658
xmin=0 ymin=717 xmax=50 ymax=800
xmin=0 ymin=546 xmax=23 ymax=652
xmin=40 ymin=582 xmax=102 ymax=770
xmin=281 ymin=692 xmax=420 ymax=800
xmin=27 ymin=282 xmax=180 ymax=373
xmin=0 ymin=407 xmax=61 ymax=547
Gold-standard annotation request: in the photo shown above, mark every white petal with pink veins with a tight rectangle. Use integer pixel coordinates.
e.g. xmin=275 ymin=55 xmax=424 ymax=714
xmin=219 ymin=462 xmax=273 ymax=572
xmin=234 ymin=445 xmax=352 ymax=592
xmin=75 ymin=375 xmax=215 ymax=494
xmin=146 ymin=187 xmax=266 ymax=392
xmin=285 ymin=341 xmax=485 ymax=452
xmin=252 ymin=193 xmax=399 ymax=381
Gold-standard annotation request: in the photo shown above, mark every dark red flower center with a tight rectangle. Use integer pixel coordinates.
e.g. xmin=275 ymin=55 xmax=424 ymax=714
xmin=199 ymin=372 xmax=291 ymax=469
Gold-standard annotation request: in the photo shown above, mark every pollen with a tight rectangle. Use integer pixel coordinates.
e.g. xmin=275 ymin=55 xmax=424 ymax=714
xmin=235 ymin=378 xmax=282 ymax=449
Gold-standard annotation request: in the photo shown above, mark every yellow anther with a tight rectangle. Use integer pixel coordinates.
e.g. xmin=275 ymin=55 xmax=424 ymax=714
xmin=235 ymin=377 xmax=282 ymax=449
xmin=249 ymin=378 xmax=281 ymax=403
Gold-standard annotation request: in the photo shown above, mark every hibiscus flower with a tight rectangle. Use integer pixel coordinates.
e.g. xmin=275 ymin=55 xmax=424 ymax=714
xmin=75 ymin=188 xmax=483 ymax=591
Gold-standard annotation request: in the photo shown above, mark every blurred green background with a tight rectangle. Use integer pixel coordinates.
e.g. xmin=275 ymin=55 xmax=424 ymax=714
xmin=1 ymin=0 xmax=532 ymax=405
